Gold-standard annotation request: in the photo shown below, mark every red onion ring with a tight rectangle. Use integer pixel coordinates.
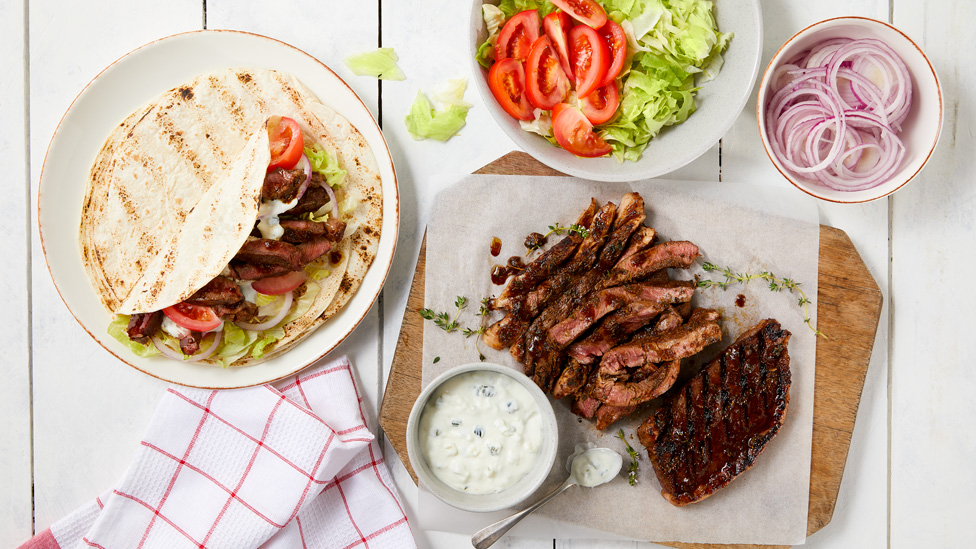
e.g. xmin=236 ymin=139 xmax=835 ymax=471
xmin=152 ymin=330 xmax=223 ymax=363
xmin=234 ymin=290 xmax=293 ymax=332
xmin=765 ymin=38 xmax=912 ymax=192
xmin=295 ymin=154 xmax=312 ymax=202
xmin=322 ymin=179 xmax=339 ymax=220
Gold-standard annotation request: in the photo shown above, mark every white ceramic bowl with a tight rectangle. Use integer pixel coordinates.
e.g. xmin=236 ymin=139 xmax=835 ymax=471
xmin=468 ymin=0 xmax=763 ymax=182
xmin=757 ymin=17 xmax=943 ymax=203
xmin=406 ymin=363 xmax=558 ymax=512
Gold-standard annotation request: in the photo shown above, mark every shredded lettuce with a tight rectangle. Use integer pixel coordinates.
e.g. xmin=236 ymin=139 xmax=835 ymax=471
xmin=344 ymin=47 xmax=406 ymax=81
xmin=305 ymin=262 xmax=332 ymax=281
xmin=281 ymin=281 xmax=321 ymax=325
xmin=108 ymin=315 xmax=161 ymax=358
xmin=254 ymin=292 xmax=276 ymax=307
xmin=496 ymin=0 xmax=557 ymax=19
xmin=304 ymin=144 xmax=347 ymax=188
xmin=404 ymin=79 xmax=471 ymax=142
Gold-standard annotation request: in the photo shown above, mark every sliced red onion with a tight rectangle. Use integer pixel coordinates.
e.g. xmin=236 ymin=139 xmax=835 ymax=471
xmin=323 ymin=179 xmax=339 ymax=220
xmin=234 ymin=290 xmax=293 ymax=332
xmin=295 ymin=154 xmax=312 ymax=202
xmin=765 ymin=37 xmax=912 ymax=192
xmin=152 ymin=330 xmax=223 ymax=363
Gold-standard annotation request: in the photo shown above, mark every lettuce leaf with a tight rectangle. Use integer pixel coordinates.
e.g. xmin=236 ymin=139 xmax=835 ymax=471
xmin=304 ymin=144 xmax=347 ymax=188
xmin=344 ymin=47 xmax=406 ymax=81
xmin=108 ymin=315 xmax=161 ymax=358
xmin=404 ymin=79 xmax=471 ymax=142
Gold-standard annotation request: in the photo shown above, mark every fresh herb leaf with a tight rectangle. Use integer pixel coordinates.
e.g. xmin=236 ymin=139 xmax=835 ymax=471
xmin=526 ymin=221 xmax=591 ymax=252
xmin=617 ymin=429 xmax=640 ymax=486
xmin=433 ymin=356 xmax=440 ymax=364
xmin=698 ymin=262 xmax=825 ymax=338
xmin=420 ymin=295 xmax=490 ymax=361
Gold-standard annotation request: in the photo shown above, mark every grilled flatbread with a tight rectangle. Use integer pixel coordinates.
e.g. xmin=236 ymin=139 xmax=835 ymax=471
xmin=80 ymin=69 xmax=382 ymax=366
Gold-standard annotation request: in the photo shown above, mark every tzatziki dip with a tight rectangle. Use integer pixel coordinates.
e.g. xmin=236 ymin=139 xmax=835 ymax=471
xmin=419 ymin=370 xmax=543 ymax=494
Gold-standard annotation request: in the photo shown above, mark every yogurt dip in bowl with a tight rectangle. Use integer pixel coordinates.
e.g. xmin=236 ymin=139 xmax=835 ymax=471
xmin=407 ymin=363 xmax=559 ymax=512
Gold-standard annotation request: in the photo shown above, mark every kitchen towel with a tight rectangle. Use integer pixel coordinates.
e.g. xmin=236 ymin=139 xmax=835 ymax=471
xmin=20 ymin=356 xmax=415 ymax=549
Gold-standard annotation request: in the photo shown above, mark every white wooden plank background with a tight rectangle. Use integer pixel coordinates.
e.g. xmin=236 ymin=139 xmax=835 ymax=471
xmin=4 ymin=0 xmax=974 ymax=547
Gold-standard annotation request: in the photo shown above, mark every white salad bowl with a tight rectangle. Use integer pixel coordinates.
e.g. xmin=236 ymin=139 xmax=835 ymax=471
xmin=406 ymin=362 xmax=559 ymax=513
xmin=468 ymin=0 xmax=763 ymax=182
xmin=757 ymin=17 xmax=943 ymax=203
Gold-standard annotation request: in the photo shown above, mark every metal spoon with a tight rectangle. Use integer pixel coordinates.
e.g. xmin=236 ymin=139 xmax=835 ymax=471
xmin=471 ymin=445 xmax=622 ymax=549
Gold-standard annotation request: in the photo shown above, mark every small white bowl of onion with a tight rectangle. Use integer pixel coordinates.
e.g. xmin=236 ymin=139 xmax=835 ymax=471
xmin=757 ymin=16 xmax=942 ymax=203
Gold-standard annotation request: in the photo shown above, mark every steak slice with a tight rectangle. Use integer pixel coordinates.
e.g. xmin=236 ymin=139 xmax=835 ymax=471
xmin=548 ymin=280 xmax=695 ymax=348
xmin=279 ymin=219 xmax=327 ymax=244
xmin=186 ymin=276 xmax=243 ymax=307
xmin=600 ymin=308 xmax=721 ymax=375
xmin=493 ymin=198 xmax=597 ymax=310
xmin=637 ymin=319 xmax=792 ymax=506
xmin=601 ymin=240 xmax=700 ymax=288
xmin=287 ymin=185 xmax=330 ymax=215
xmin=126 ymin=311 xmax=163 ymax=344
xmin=551 ymin=357 xmax=591 ymax=399
xmin=234 ymin=239 xmax=302 ymax=269
xmin=262 ymin=168 xmax=306 ymax=202
xmin=590 ymin=359 xmax=681 ymax=406
xmin=296 ymin=236 xmax=333 ymax=264
xmin=594 ymin=404 xmax=638 ymax=430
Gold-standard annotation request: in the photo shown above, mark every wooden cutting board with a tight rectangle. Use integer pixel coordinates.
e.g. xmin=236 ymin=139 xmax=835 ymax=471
xmin=379 ymin=152 xmax=883 ymax=548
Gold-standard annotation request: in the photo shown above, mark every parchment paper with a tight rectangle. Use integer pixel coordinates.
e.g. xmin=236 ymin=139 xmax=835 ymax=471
xmin=419 ymin=174 xmax=819 ymax=545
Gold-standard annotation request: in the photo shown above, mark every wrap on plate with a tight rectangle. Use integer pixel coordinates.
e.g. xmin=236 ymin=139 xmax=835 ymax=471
xmin=80 ymin=68 xmax=382 ymax=367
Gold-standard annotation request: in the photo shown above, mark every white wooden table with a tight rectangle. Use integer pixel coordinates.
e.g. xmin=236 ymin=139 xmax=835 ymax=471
xmin=2 ymin=1 xmax=971 ymax=547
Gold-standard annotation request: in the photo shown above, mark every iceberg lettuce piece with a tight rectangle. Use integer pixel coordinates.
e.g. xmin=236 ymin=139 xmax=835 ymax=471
xmin=344 ymin=48 xmax=406 ymax=81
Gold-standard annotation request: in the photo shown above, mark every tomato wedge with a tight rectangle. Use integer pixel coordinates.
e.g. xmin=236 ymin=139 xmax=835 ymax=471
xmin=597 ymin=20 xmax=627 ymax=86
xmin=495 ymin=10 xmax=540 ymax=62
xmin=525 ymin=36 xmax=571 ymax=110
xmin=550 ymin=0 xmax=607 ymax=28
xmin=542 ymin=11 xmax=575 ymax=80
xmin=252 ymin=270 xmax=307 ymax=295
xmin=580 ymin=82 xmax=620 ymax=125
xmin=552 ymin=103 xmax=613 ymax=158
xmin=568 ymin=25 xmax=610 ymax=99
xmin=267 ymin=116 xmax=304 ymax=172
xmin=488 ymin=58 xmax=536 ymax=121
xmin=163 ymin=302 xmax=222 ymax=332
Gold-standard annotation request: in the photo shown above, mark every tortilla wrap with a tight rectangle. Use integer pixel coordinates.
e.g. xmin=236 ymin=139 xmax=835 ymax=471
xmin=80 ymin=68 xmax=383 ymax=366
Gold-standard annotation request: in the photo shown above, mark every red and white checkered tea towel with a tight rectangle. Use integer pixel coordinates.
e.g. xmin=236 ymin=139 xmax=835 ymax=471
xmin=20 ymin=356 xmax=416 ymax=549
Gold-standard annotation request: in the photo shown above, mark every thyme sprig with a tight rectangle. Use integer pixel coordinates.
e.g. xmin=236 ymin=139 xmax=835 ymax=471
xmin=526 ymin=222 xmax=591 ymax=252
xmin=421 ymin=296 xmax=490 ymax=361
xmin=616 ymin=429 xmax=640 ymax=486
xmin=697 ymin=262 xmax=826 ymax=338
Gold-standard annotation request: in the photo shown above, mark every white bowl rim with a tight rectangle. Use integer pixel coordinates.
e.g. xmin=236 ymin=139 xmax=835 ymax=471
xmin=406 ymin=362 xmax=559 ymax=513
xmin=756 ymin=15 xmax=944 ymax=204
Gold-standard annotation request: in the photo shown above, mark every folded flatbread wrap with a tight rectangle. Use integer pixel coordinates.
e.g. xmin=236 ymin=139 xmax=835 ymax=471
xmin=80 ymin=68 xmax=382 ymax=366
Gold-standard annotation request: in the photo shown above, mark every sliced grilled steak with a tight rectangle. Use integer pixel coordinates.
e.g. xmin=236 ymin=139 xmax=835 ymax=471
xmin=594 ymin=403 xmax=638 ymax=430
xmin=262 ymin=168 xmax=306 ymax=202
xmin=637 ymin=319 xmax=792 ymax=507
xmin=571 ymin=393 xmax=602 ymax=419
xmin=235 ymin=239 xmax=302 ymax=269
xmin=590 ymin=359 xmax=681 ymax=406
xmin=287 ymin=185 xmax=330 ymax=215
xmin=493 ymin=199 xmax=597 ymax=310
xmin=323 ymin=217 xmax=347 ymax=242
xmin=552 ymin=357 xmax=591 ymax=399
xmin=601 ymin=240 xmax=700 ymax=288
xmin=567 ymin=301 xmax=664 ymax=364
xmin=548 ymin=280 xmax=696 ymax=347
xmin=296 ymin=236 xmax=332 ymax=264
xmin=279 ymin=219 xmax=327 ymax=244
xmin=619 ymin=226 xmax=657 ymax=263
xmin=186 ymin=276 xmax=243 ymax=307
xmin=600 ymin=308 xmax=721 ymax=375
xmin=179 ymin=331 xmax=203 ymax=355
xmin=227 ymin=262 xmax=295 ymax=281
xmin=127 ymin=311 xmax=163 ymax=344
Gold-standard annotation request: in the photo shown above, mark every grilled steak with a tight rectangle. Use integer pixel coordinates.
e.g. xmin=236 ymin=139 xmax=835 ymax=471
xmin=548 ymin=280 xmax=695 ymax=347
xmin=296 ymin=236 xmax=333 ymax=264
xmin=568 ymin=301 xmax=664 ymax=364
xmin=602 ymin=240 xmax=700 ymax=288
xmin=186 ymin=276 xmax=243 ymax=307
xmin=235 ymin=239 xmax=302 ymax=269
xmin=600 ymin=308 xmax=721 ymax=375
xmin=594 ymin=403 xmax=637 ymax=430
xmin=637 ymin=319 xmax=792 ymax=506
xmin=287 ymin=185 xmax=330 ymax=215
xmin=262 ymin=168 xmax=306 ymax=202
xmin=590 ymin=359 xmax=681 ymax=406
xmin=179 ymin=330 xmax=203 ymax=355
xmin=227 ymin=261 xmax=294 ymax=281
xmin=126 ymin=311 xmax=163 ymax=344
xmin=213 ymin=300 xmax=258 ymax=322
xmin=552 ymin=357 xmax=591 ymax=399
xmin=279 ymin=219 xmax=328 ymax=244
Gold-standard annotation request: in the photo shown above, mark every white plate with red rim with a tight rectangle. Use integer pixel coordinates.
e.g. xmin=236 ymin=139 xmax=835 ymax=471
xmin=757 ymin=16 xmax=943 ymax=203
xmin=37 ymin=30 xmax=399 ymax=389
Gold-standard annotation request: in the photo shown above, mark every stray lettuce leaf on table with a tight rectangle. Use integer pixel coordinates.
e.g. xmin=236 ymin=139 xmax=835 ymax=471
xmin=345 ymin=47 xmax=406 ymax=81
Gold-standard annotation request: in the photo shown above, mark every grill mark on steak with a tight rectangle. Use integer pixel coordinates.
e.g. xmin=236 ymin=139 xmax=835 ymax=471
xmin=637 ymin=319 xmax=792 ymax=506
xmin=600 ymin=308 xmax=721 ymax=376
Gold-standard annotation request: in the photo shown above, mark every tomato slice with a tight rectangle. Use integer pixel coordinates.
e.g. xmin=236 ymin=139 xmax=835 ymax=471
xmin=495 ymin=10 xmax=540 ymax=62
xmin=568 ymin=25 xmax=610 ymax=99
xmin=542 ymin=11 xmax=575 ymax=80
xmin=252 ymin=270 xmax=307 ymax=295
xmin=267 ymin=116 xmax=304 ymax=172
xmin=525 ymin=36 xmax=571 ymax=110
xmin=488 ymin=58 xmax=536 ymax=121
xmin=597 ymin=20 xmax=627 ymax=86
xmin=552 ymin=103 xmax=613 ymax=158
xmin=550 ymin=0 xmax=607 ymax=28
xmin=580 ymin=82 xmax=620 ymax=125
xmin=163 ymin=302 xmax=222 ymax=332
